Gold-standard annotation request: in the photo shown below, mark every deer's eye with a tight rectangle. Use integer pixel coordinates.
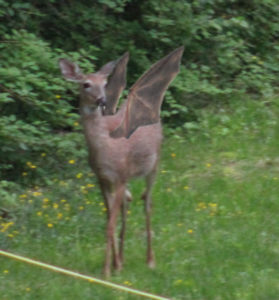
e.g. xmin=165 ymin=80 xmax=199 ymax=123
xmin=83 ymin=82 xmax=91 ymax=89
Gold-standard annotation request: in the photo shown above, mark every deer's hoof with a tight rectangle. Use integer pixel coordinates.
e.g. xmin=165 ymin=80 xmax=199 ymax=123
xmin=147 ymin=259 xmax=156 ymax=269
xmin=103 ymin=266 xmax=111 ymax=278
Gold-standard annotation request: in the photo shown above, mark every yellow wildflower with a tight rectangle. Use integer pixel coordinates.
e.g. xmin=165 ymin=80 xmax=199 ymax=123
xmin=187 ymin=229 xmax=193 ymax=234
xmin=33 ymin=192 xmax=42 ymax=197
xmin=3 ymin=270 xmax=9 ymax=274
xmin=36 ymin=211 xmax=43 ymax=216
xmin=55 ymin=95 xmax=61 ymax=99
xmin=206 ymin=163 xmax=212 ymax=168
xmin=197 ymin=202 xmax=207 ymax=209
xmin=47 ymin=223 xmax=53 ymax=228
xmin=25 ymin=287 xmax=31 ymax=292
xmin=209 ymin=203 xmax=218 ymax=216
xmin=57 ymin=213 xmax=63 ymax=219
xmin=43 ymin=198 xmax=49 ymax=203
xmin=0 ymin=221 xmax=14 ymax=232
xmin=184 ymin=185 xmax=189 ymax=190
xmin=123 ymin=281 xmax=132 ymax=286
xmin=26 ymin=161 xmax=37 ymax=169
xmin=171 ymin=153 xmax=176 ymax=158
xmin=20 ymin=194 xmax=27 ymax=198
xmin=76 ymin=173 xmax=83 ymax=179
xmin=41 ymin=153 xmax=46 ymax=157
xmin=22 ymin=172 xmax=28 ymax=176
xmin=73 ymin=121 xmax=79 ymax=126
xmin=87 ymin=183 xmax=95 ymax=188
xmin=68 ymin=160 xmax=75 ymax=164
xmin=53 ymin=203 xmax=59 ymax=209
xmin=174 ymin=279 xmax=183 ymax=285
xmin=79 ymin=206 xmax=84 ymax=210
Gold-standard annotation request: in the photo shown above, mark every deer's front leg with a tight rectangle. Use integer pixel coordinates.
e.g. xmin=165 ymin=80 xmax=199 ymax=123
xmin=104 ymin=184 xmax=125 ymax=276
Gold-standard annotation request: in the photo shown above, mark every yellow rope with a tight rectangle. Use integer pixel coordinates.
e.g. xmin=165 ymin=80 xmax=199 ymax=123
xmin=0 ymin=250 xmax=169 ymax=300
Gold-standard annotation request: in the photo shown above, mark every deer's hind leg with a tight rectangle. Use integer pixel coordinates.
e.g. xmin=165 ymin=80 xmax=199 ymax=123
xmin=119 ymin=189 xmax=132 ymax=265
xmin=142 ymin=168 xmax=157 ymax=268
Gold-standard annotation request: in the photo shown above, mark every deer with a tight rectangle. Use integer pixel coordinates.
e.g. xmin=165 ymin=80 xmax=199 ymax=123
xmin=59 ymin=46 xmax=184 ymax=277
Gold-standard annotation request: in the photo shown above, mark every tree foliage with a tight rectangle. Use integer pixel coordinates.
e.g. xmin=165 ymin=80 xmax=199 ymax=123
xmin=0 ymin=0 xmax=279 ymax=182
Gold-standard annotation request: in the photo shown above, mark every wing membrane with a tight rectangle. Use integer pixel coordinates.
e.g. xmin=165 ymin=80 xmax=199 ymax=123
xmin=111 ymin=46 xmax=184 ymax=138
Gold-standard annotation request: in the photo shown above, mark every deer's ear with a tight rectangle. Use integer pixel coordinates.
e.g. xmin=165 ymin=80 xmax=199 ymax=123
xmin=104 ymin=52 xmax=129 ymax=115
xmin=97 ymin=61 xmax=117 ymax=78
xmin=59 ymin=59 xmax=84 ymax=82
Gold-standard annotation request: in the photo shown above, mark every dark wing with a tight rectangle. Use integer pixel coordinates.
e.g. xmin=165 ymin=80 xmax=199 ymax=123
xmin=111 ymin=46 xmax=184 ymax=138
xmin=104 ymin=52 xmax=129 ymax=115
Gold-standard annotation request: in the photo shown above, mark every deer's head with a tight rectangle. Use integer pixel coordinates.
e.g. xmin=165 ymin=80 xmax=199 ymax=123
xmin=59 ymin=59 xmax=116 ymax=115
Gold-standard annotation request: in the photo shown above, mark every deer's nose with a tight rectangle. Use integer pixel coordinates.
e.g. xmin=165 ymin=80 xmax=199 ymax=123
xmin=96 ymin=97 xmax=106 ymax=107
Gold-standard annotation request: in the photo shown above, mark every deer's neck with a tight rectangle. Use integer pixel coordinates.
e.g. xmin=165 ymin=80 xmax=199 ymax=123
xmin=80 ymin=105 xmax=110 ymax=172
xmin=81 ymin=105 xmax=108 ymax=140
xmin=80 ymin=104 xmax=102 ymax=118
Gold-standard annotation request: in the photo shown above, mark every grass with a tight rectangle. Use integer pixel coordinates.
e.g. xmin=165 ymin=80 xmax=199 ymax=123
xmin=1 ymin=97 xmax=279 ymax=299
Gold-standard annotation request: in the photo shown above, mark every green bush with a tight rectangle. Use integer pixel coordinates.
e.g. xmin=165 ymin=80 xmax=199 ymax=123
xmin=0 ymin=0 xmax=279 ymax=182
xmin=0 ymin=30 xmax=97 ymax=182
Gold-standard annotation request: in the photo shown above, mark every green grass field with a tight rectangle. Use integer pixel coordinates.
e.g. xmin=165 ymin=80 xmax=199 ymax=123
xmin=1 ymin=97 xmax=279 ymax=299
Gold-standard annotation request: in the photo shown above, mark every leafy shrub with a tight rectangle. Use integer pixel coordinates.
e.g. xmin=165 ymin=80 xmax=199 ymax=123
xmin=0 ymin=30 xmax=97 ymax=182
xmin=0 ymin=0 xmax=279 ymax=182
